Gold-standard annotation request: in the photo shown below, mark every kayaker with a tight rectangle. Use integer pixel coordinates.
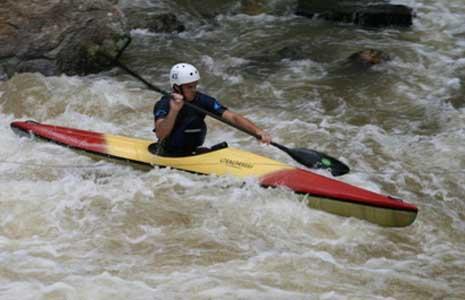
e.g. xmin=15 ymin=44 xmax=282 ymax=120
xmin=153 ymin=63 xmax=272 ymax=156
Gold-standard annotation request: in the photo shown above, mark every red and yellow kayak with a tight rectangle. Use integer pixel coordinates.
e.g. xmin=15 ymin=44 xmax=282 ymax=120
xmin=10 ymin=120 xmax=418 ymax=227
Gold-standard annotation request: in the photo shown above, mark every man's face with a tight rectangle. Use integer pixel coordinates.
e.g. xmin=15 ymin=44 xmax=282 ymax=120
xmin=181 ymin=81 xmax=198 ymax=101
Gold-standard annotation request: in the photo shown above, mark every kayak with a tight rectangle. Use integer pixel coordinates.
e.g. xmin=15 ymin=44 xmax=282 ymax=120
xmin=10 ymin=120 xmax=418 ymax=227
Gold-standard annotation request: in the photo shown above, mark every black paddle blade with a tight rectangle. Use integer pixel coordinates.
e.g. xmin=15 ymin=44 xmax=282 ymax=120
xmin=287 ymin=148 xmax=350 ymax=176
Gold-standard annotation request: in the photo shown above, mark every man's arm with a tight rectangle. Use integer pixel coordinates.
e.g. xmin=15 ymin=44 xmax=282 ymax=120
xmin=222 ymin=110 xmax=272 ymax=144
xmin=154 ymin=111 xmax=178 ymax=140
xmin=154 ymin=93 xmax=184 ymax=140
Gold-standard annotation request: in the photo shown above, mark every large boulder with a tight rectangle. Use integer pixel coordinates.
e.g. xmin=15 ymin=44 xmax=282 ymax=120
xmin=296 ymin=0 xmax=413 ymax=28
xmin=0 ymin=0 xmax=129 ymax=80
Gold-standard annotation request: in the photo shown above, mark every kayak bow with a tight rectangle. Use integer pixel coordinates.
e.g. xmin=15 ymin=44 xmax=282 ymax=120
xmin=10 ymin=120 xmax=418 ymax=227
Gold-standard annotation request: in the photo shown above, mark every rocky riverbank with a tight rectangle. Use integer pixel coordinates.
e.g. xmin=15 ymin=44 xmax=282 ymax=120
xmin=0 ymin=0 xmax=414 ymax=80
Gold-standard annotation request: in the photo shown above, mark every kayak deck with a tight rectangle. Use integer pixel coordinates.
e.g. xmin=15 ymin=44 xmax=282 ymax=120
xmin=10 ymin=120 xmax=418 ymax=227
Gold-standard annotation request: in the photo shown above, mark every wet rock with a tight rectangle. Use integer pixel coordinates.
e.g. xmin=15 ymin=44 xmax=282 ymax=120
xmin=244 ymin=44 xmax=307 ymax=65
xmin=323 ymin=49 xmax=390 ymax=95
xmin=296 ymin=0 xmax=413 ymax=28
xmin=124 ymin=9 xmax=185 ymax=33
xmin=276 ymin=45 xmax=308 ymax=61
xmin=240 ymin=44 xmax=308 ymax=78
xmin=0 ymin=0 xmax=129 ymax=80
xmin=0 ymin=67 xmax=7 ymax=81
xmin=175 ymin=0 xmax=237 ymax=20
xmin=446 ymin=76 xmax=465 ymax=109
xmin=240 ymin=0 xmax=267 ymax=16
xmin=347 ymin=49 xmax=390 ymax=67
xmin=447 ymin=97 xmax=465 ymax=109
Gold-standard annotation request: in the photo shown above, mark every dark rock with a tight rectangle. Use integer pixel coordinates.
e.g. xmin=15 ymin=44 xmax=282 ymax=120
xmin=124 ymin=9 xmax=185 ymax=33
xmin=240 ymin=0 xmax=267 ymax=16
xmin=347 ymin=49 xmax=390 ymax=67
xmin=16 ymin=59 xmax=58 ymax=76
xmin=447 ymin=96 xmax=465 ymax=109
xmin=175 ymin=0 xmax=237 ymax=20
xmin=446 ymin=75 xmax=465 ymax=109
xmin=240 ymin=44 xmax=308 ymax=78
xmin=0 ymin=65 xmax=7 ymax=81
xmin=244 ymin=44 xmax=307 ymax=65
xmin=296 ymin=0 xmax=413 ymax=28
xmin=0 ymin=0 xmax=129 ymax=80
xmin=276 ymin=45 xmax=308 ymax=61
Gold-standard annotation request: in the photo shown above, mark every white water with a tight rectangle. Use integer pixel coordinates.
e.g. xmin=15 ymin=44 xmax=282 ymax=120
xmin=1 ymin=0 xmax=465 ymax=299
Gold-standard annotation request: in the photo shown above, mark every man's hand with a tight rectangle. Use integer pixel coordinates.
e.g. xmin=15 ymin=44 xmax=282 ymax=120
xmin=170 ymin=93 xmax=184 ymax=112
xmin=257 ymin=130 xmax=272 ymax=144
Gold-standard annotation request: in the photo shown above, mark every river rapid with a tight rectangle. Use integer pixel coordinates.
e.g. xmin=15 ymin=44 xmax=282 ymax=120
xmin=0 ymin=0 xmax=464 ymax=299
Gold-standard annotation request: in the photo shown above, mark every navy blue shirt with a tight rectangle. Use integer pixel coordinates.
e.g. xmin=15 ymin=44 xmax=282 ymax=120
xmin=153 ymin=92 xmax=227 ymax=155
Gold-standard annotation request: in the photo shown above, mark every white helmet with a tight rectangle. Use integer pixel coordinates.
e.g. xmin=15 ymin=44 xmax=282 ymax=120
xmin=169 ymin=63 xmax=200 ymax=88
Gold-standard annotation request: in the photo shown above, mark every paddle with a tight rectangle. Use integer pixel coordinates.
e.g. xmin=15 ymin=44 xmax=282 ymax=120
xmin=110 ymin=59 xmax=350 ymax=176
